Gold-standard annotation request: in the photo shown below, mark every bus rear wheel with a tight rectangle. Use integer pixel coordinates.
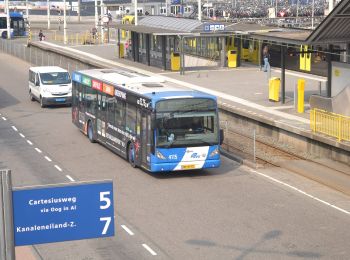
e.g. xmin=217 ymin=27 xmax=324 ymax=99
xmin=128 ymin=143 xmax=136 ymax=168
xmin=87 ymin=121 xmax=95 ymax=143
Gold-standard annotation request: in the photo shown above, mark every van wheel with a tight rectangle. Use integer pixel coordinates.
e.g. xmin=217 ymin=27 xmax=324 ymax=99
xmin=29 ymin=91 xmax=35 ymax=101
xmin=87 ymin=121 xmax=95 ymax=143
xmin=128 ymin=143 xmax=136 ymax=168
xmin=40 ymin=97 xmax=45 ymax=108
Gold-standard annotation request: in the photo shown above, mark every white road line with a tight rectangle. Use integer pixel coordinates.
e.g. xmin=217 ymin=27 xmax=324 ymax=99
xmin=250 ymin=169 xmax=350 ymax=216
xmin=121 ymin=225 xmax=134 ymax=236
xmin=54 ymin=165 xmax=63 ymax=172
xmin=19 ymin=133 xmax=25 ymax=138
xmin=66 ymin=175 xmax=75 ymax=182
xmin=44 ymin=156 xmax=52 ymax=162
xmin=11 ymin=126 xmax=18 ymax=131
xmin=142 ymin=244 xmax=157 ymax=256
xmin=35 ymin=148 xmax=42 ymax=153
xmin=1 ymin=116 xmax=6 ymax=121
xmin=27 ymin=140 xmax=33 ymax=145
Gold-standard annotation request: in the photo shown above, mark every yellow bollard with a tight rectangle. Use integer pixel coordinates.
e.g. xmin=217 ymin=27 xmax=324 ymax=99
xmin=297 ymin=79 xmax=305 ymax=113
xmin=269 ymin=77 xmax=280 ymax=102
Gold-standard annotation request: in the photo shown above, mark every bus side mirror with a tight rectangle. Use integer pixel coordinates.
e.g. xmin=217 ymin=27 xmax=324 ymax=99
xmin=219 ymin=129 xmax=224 ymax=145
xmin=35 ymin=80 xmax=40 ymax=86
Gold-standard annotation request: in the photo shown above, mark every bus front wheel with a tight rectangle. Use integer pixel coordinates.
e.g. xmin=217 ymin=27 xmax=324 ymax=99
xmin=40 ymin=96 xmax=45 ymax=108
xmin=128 ymin=143 xmax=136 ymax=168
xmin=87 ymin=121 xmax=95 ymax=143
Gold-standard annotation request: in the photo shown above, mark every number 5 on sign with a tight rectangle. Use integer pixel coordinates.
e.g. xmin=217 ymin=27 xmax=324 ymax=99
xmin=100 ymin=191 xmax=111 ymax=209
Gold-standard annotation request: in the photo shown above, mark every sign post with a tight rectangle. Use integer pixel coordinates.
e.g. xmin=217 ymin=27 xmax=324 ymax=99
xmin=0 ymin=169 xmax=15 ymax=260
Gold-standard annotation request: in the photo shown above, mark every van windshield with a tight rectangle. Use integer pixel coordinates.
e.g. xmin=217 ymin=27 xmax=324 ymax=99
xmin=40 ymin=72 xmax=71 ymax=85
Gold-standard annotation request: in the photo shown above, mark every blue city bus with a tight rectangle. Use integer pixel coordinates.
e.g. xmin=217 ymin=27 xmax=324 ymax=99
xmin=71 ymin=69 xmax=223 ymax=172
xmin=0 ymin=12 xmax=27 ymax=38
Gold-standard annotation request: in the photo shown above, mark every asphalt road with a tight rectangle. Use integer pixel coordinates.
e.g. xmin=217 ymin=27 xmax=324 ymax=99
xmin=1 ymin=52 xmax=350 ymax=260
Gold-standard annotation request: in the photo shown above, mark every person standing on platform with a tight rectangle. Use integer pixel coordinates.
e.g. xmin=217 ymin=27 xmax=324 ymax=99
xmin=263 ymin=45 xmax=271 ymax=72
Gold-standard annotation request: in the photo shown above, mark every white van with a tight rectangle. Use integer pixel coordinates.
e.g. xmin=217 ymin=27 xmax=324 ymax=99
xmin=29 ymin=66 xmax=72 ymax=107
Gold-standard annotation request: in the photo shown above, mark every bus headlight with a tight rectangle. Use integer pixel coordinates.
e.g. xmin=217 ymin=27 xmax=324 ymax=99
xmin=209 ymin=148 xmax=219 ymax=157
xmin=156 ymin=150 xmax=166 ymax=160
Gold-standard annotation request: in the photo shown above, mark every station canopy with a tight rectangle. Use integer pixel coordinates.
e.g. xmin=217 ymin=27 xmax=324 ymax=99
xmin=114 ymin=15 xmax=281 ymax=36
xmin=306 ymin=0 xmax=350 ymax=44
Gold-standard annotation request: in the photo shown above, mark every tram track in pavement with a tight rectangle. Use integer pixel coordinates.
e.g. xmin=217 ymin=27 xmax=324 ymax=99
xmin=223 ymin=128 xmax=350 ymax=196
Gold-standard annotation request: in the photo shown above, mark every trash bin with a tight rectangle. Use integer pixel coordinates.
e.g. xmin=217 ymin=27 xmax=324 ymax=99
xmin=171 ymin=52 xmax=180 ymax=71
xmin=227 ymin=50 xmax=237 ymax=68
xmin=269 ymin=77 xmax=280 ymax=102
xmin=118 ymin=43 xmax=124 ymax=58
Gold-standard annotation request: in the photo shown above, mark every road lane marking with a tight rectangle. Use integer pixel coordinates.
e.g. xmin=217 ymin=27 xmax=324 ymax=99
xmin=1 ymin=116 xmax=6 ymax=121
xmin=11 ymin=126 xmax=18 ymax=131
xmin=27 ymin=140 xmax=33 ymax=145
xmin=44 ymin=156 xmax=52 ymax=162
xmin=19 ymin=133 xmax=25 ymax=138
xmin=250 ymin=169 xmax=350 ymax=216
xmin=121 ymin=225 xmax=134 ymax=236
xmin=35 ymin=148 xmax=42 ymax=153
xmin=66 ymin=175 xmax=75 ymax=182
xmin=54 ymin=165 xmax=62 ymax=172
xmin=142 ymin=244 xmax=157 ymax=256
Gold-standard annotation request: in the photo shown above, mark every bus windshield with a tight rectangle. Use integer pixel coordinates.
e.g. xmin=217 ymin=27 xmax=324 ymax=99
xmin=40 ymin=72 xmax=71 ymax=85
xmin=155 ymin=98 xmax=218 ymax=148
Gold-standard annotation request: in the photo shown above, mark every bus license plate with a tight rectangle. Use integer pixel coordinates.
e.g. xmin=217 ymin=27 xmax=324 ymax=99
xmin=56 ymin=98 xmax=66 ymax=102
xmin=181 ymin=164 xmax=195 ymax=170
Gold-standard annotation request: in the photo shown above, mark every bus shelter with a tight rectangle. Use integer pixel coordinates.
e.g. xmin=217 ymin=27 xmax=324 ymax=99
xmin=113 ymin=16 xmax=278 ymax=71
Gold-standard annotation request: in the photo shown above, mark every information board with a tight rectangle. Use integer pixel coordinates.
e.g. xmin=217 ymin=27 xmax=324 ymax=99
xmin=12 ymin=181 xmax=114 ymax=246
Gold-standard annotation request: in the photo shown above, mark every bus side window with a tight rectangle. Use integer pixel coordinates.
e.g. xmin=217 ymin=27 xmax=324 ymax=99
xmin=126 ymin=103 xmax=136 ymax=133
xmin=84 ymin=87 xmax=97 ymax=114
xmin=115 ymin=99 xmax=125 ymax=126
xmin=107 ymin=97 xmax=115 ymax=125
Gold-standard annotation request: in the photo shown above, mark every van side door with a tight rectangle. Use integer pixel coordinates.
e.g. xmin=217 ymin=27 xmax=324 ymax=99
xmin=32 ymin=73 xmax=41 ymax=99
xmin=29 ymin=70 xmax=36 ymax=98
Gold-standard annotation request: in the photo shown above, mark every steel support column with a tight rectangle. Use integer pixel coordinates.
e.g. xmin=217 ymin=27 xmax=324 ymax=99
xmin=327 ymin=45 xmax=333 ymax=97
xmin=281 ymin=45 xmax=286 ymax=104
xmin=161 ymin=35 xmax=167 ymax=70
xmin=146 ymin=34 xmax=150 ymax=66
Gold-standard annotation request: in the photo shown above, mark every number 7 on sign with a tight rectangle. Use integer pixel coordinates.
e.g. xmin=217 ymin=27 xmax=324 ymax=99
xmin=100 ymin=191 xmax=112 ymax=235
xmin=100 ymin=217 xmax=112 ymax=235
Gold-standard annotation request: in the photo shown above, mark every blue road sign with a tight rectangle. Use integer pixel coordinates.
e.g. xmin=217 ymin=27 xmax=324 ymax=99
xmin=203 ymin=24 xmax=225 ymax=32
xmin=13 ymin=181 xmax=114 ymax=246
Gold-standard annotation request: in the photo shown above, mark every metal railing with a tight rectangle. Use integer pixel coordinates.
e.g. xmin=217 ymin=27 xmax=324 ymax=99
xmin=310 ymin=109 xmax=350 ymax=142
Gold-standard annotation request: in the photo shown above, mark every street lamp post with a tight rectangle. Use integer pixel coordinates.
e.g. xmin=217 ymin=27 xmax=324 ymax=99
xmin=47 ymin=0 xmax=50 ymax=30
xmin=135 ymin=0 xmax=138 ymax=26
xmin=5 ymin=0 xmax=10 ymax=39
xmin=198 ymin=0 xmax=202 ymax=21
xmin=101 ymin=0 xmax=104 ymax=42
xmin=311 ymin=0 xmax=315 ymax=29
xmin=26 ymin=0 xmax=29 ymax=20
xmin=64 ymin=0 xmax=67 ymax=44
xmin=95 ymin=0 xmax=98 ymax=30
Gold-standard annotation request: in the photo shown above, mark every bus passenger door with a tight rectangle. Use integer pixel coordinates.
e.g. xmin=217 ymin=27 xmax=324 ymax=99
xmin=97 ymin=92 xmax=107 ymax=141
xmin=140 ymin=111 xmax=150 ymax=168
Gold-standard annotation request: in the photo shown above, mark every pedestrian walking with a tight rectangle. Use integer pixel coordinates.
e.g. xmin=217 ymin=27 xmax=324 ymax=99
xmin=38 ymin=30 xmax=45 ymax=41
